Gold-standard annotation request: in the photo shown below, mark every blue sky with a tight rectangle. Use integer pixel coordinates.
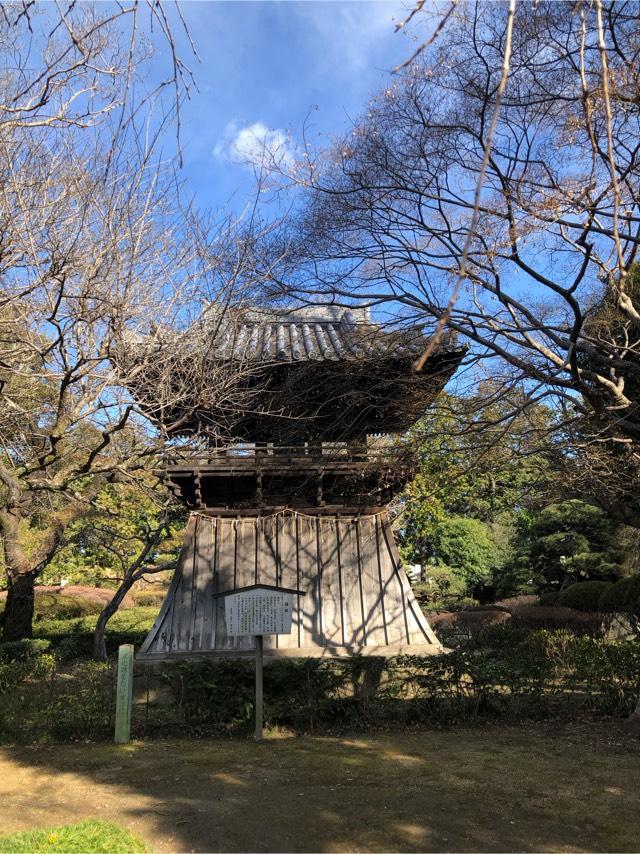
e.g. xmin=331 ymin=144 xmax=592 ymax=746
xmin=165 ymin=1 xmax=411 ymax=211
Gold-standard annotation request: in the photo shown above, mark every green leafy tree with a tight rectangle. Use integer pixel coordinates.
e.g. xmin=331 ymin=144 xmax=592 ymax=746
xmin=431 ymin=516 xmax=499 ymax=595
xmin=508 ymin=500 xmax=623 ymax=594
xmin=397 ymin=390 xmax=555 ymax=599
xmin=414 ymin=565 xmax=466 ymax=612
xmin=42 ymin=482 xmax=184 ymax=587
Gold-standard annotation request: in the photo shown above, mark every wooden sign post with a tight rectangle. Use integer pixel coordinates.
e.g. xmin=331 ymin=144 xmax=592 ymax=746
xmin=219 ymin=584 xmax=304 ymax=741
xmin=114 ymin=643 xmax=134 ymax=744
xmin=255 ymin=634 xmax=264 ymax=740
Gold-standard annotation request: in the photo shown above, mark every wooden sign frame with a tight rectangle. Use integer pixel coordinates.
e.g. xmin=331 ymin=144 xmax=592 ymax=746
xmin=213 ymin=584 xmax=305 ymax=740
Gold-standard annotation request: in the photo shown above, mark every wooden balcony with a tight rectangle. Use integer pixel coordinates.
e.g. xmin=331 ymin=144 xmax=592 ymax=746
xmin=160 ymin=444 xmax=416 ymax=511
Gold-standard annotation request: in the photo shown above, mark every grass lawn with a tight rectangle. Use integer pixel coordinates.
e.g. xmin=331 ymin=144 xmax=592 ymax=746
xmin=0 ymin=820 xmax=146 ymax=853
xmin=1 ymin=724 xmax=639 ymax=852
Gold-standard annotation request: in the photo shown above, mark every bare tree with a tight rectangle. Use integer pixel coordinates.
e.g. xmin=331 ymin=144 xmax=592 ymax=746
xmin=0 ymin=125 xmax=277 ymax=640
xmin=270 ymin=0 xmax=640 ymax=521
xmin=0 ymin=4 xmax=276 ymax=641
xmin=0 ymin=2 xmax=194 ymax=138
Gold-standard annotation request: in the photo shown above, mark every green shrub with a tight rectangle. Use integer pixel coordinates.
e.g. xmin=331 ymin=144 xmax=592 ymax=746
xmin=31 ymin=605 xmax=157 ymax=660
xmin=558 ymin=581 xmax=612 ymax=612
xmin=510 ymin=605 xmax=603 ymax=635
xmin=0 ymin=659 xmax=113 ymax=743
xmin=416 ymin=565 xmax=467 ymax=610
xmin=132 ymin=590 xmax=166 ymax=607
xmin=0 ymin=639 xmax=51 ymax=662
xmin=34 ymin=592 xmax=104 ymax=621
xmin=431 ymin=607 xmax=511 ymax=648
xmin=0 ymin=653 xmax=56 ymax=699
xmin=539 ymin=591 xmax=560 ymax=606
xmin=159 ymin=657 xmax=372 ymax=733
xmin=599 ymin=575 xmax=640 ymax=614
xmin=2 ymin=619 xmax=640 ymax=743
xmin=54 ymin=634 xmax=95 ymax=662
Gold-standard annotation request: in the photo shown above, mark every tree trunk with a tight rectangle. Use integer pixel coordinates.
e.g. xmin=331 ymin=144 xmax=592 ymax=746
xmin=2 ymin=572 xmax=36 ymax=642
xmin=93 ymin=575 xmax=135 ymax=661
xmin=1 ymin=507 xmax=39 ymax=642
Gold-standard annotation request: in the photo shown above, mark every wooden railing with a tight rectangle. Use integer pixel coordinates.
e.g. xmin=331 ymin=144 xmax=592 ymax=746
xmin=162 ymin=443 xmax=415 ymax=471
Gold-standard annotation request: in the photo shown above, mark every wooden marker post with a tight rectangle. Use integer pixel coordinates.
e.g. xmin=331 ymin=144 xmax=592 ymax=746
xmin=114 ymin=643 xmax=134 ymax=744
xmin=255 ymin=634 xmax=264 ymax=741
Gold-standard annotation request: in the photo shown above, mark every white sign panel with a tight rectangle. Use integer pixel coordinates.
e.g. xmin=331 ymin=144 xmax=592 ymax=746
xmin=225 ymin=588 xmax=294 ymax=636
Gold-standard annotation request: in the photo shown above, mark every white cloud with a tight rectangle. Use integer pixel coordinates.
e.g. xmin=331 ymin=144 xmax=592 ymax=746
xmin=214 ymin=121 xmax=293 ymax=170
xmin=292 ymin=2 xmax=400 ymax=73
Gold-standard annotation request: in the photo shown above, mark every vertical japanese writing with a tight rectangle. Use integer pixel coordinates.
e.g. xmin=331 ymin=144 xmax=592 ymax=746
xmin=225 ymin=589 xmax=294 ymax=636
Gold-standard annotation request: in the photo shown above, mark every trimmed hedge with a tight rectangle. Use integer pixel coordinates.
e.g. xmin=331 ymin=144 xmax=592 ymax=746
xmin=600 ymin=575 xmax=640 ymax=613
xmin=0 ymin=656 xmax=113 ymax=743
xmin=558 ymin=581 xmax=612 ymax=612
xmin=31 ymin=605 xmax=158 ymax=660
xmin=0 ymin=587 xmax=138 ymax=623
xmin=509 ymin=605 xmax=603 ymax=634
xmin=34 ymin=592 xmax=105 ymax=621
xmin=0 ymin=639 xmax=51 ymax=662
xmin=131 ymin=630 xmax=640 ymax=730
xmin=2 ymin=625 xmax=640 ymax=743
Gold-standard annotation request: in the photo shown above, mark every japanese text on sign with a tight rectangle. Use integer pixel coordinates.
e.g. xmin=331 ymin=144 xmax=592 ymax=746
xmin=225 ymin=588 xmax=293 ymax=636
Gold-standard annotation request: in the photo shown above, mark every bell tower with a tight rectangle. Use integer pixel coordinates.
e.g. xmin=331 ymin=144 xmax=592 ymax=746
xmin=133 ymin=307 xmax=465 ymax=660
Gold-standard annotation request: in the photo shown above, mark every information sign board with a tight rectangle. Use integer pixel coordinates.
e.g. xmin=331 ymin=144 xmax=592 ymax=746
xmin=225 ymin=587 xmax=293 ymax=636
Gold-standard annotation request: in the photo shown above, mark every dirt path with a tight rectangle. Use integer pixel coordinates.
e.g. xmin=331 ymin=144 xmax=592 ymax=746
xmin=1 ymin=726 xmax=639 ymax=852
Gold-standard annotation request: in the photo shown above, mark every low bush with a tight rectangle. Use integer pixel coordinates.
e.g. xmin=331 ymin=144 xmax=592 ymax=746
xmin=494 ymin=595 xmax=540 ymax=609
xmin=0 ymin=586 xmax=140 ymax=622
xmin=401 ymin=633 xmax=640 ymax=721
xmin=32 ymin=605 xmax=158 ymax=660
xmin=459 ymin=596 xmax=481 ymax=609
xmin=131 ymin=590 xmax=167 ymax=607
xmin=430 ymin=601 xmax=607 ymax=646
xmin=160 ymin=657 xmax=383 ymax=733
xmin=558 ymin=581 xmax=612 ymax=612
xmin=0 ymin=657 xmax=113 ymax=743
xmin=509 ymin=604 xmax=603 ymax=635
xmin=156 ymin=629 xmax=640 ymax=731
xmin=538 ymin=591 xmax=560 ymax=607
xmin=0 ymin=652 xmax=56 ymax=698
xmin=431 ymin=608 xmax=511 ymax=647
xmin=2 ymin=621 xmax=639 ymax=743
xmin=0 ymin=639 xmax=51 ymax=662
xmin=463 ymin=604 xmax=511 ymax=613
xmin=599 ymin=575 xmax=640 ymax=617
xmin=34 ymin=593 xmax=104 ymax=621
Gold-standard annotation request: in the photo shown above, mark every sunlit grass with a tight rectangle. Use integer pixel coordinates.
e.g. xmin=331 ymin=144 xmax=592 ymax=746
xmin=0 ymin=820 xmax=147 ymax=853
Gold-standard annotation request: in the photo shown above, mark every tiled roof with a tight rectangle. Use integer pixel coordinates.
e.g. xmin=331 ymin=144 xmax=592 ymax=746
xmin=210 ymin=306 xmax=455 ymax=363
